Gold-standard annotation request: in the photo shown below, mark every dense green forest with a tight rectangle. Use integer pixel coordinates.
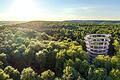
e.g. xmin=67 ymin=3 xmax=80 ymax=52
xmin=0 ymin=21 xmax=120 ymax=80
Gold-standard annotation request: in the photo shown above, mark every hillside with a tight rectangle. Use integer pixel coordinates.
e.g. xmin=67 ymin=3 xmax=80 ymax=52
xmin=0 ymin=21 xmax=26 ymax=26
xmin=0 ymin=21 xmax=120 ymax=80
xmin=65 ymin=20 xmax=120 ymax=24
xmin=10 ymin=20 xmax=120 ymax=31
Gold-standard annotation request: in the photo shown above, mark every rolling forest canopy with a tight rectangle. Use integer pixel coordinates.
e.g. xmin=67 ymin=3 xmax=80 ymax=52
xmin=0 ymin=21 xmax=120 ymax=80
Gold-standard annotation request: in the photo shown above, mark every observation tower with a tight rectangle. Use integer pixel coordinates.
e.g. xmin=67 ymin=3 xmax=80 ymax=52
xmin=84 ymin=34 xmax=111 ymax=58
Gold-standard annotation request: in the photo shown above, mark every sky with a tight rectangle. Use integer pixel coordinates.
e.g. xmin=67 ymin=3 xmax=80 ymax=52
xmin=0 ymin=0 xmax=120 ymax=21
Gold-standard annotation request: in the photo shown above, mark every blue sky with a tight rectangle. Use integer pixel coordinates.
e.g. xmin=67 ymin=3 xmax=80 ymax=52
xmin=0 ymin=0 xmax=120 ymax=21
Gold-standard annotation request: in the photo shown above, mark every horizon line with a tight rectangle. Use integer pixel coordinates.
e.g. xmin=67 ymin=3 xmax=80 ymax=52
xmin=1 ymin=19 xmax=120 ymax=22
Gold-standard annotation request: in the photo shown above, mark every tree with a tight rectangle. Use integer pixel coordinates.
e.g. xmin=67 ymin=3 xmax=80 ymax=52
xmin=11 ymin=45 xmax=27 ymax=71
xmin=66 ymin=45 xmax=88 ymax=60
xmin=41 ymin=70 xmax=55 ymax=80
xmin=62 ymin=66 xmax=80 ymax=80
xmin=35 ymin=50 xmax=46 ymax=72
xmin=111 ymin=56 xmax=120 ymax=69
xmin=24 ymin=41 xmax=44 ymax=69
xmin=39 ymin=32 xmax=50 ymax=40
xmin=4 ymin=66 xmax=20 ymax=80
xmin=113 ymin=39 xmax=120 ymax=52
xmin=0 ymin=61 xmax=3 ymax=68
xmin=0 ymin=69 xmax=10 ymax=80
xmin=55 ymin=50 xmax=67 ymax=76
xmin=64 ymin=59 xmax=74 ymax=67
xmin=20 ymin=67 xmax=38 ymax=80
xmin=0 ymin=53 xmax=7 ymax=67
xmin=109 ymin=69 xmax=120 ymax=80
xmin=77 ymin=60 xmax=90 ymax=78
xmin=88 ymin=68 xmax=107 ymax=80
xmin=93 ymin=55 xmax=111 ymax=71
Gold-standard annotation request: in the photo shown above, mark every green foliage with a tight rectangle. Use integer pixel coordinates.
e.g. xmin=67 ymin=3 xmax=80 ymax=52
xmin=0 ymin=69 xmax=10 ymax=80
xmin=63 ymin=66 xmax=80 ymax=80
xmin=35 ymin=50 xmax=46 ymax=72
xmin=4 ymin=66 xmax=20 ymax=80
xmin=109 ymin=69 xmax=120 ymax=80
xmin=0 ymin=61 xmax=3 ymax=68
xmin=0 ymin=53 xmax=7 ymax=68
xmin=55 ymin=50 xmax=67 ymax=76
xmin=40 ymin=32 xmax=51 ymax=40
xmin=41 ymin=70 xmax=55 ymax=80
xmin=0 ymin=22 xmax=120 ymax=80
xmin=93 ymin=55 xmax=111 ymax=70
xmin=92 ymin=68 xmax=107 ymax=80
xmin=20 ymin=67 xmax=38 ymax=80
xmin=87 ymin=66 xmax=108 ymax=80
xmin=111 ymin=56 xmax=120 ymax=69
xmin=113 ymin=39 xmax=120 ymax=52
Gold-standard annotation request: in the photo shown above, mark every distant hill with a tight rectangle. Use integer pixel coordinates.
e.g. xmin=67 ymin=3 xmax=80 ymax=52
xmin=11 ymin=21 xmax=64 ymax=28
xmin=0 ymin=21 xmax=26 ymax=26
xmin=1 ymin=20 xmax=120 ymax=27
xmin=64 ymin=20 xmax=120 ymax=24
xmin=8 ymin=20 xmax=120 ymax=31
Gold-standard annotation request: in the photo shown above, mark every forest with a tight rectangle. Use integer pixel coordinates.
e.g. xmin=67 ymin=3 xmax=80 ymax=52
xmin=0 ymin=21 xmax=120 ymax=80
